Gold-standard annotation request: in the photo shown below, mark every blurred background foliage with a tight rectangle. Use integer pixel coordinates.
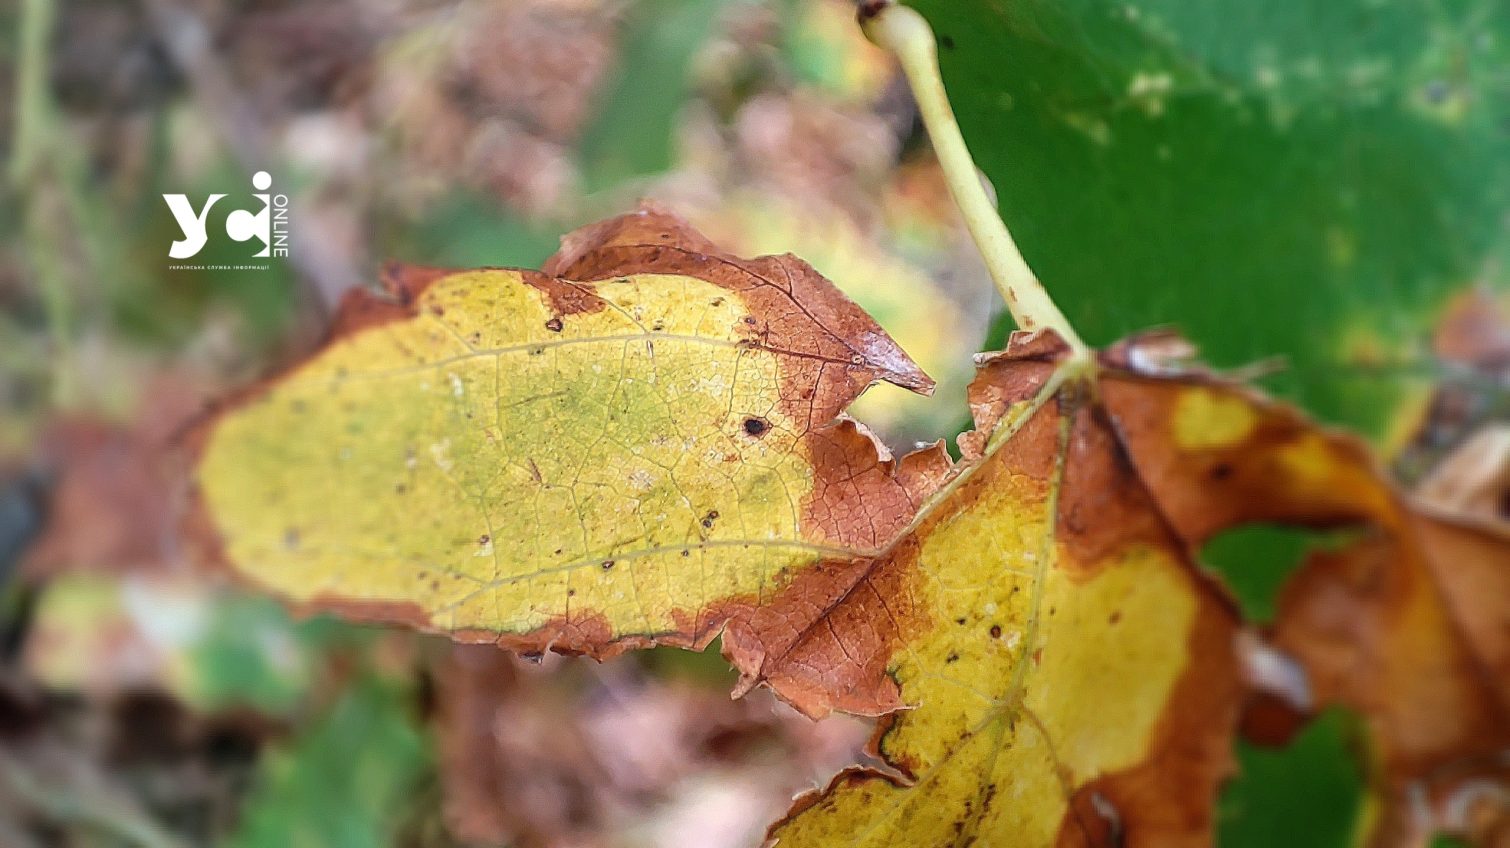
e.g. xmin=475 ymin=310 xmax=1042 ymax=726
xmin=0 ymin=0 xmax=1505 ymax=845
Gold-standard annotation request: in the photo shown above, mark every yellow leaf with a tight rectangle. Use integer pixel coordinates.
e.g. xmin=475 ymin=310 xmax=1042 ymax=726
xmin=196 ymin=205 xmax=935 ymax=655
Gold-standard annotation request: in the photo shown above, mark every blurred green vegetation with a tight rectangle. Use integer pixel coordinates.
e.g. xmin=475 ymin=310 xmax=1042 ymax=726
xmin=224 ymin=673 xmax=429 ymax=848
xmin=577 ymin=0 xmax=731 ymax=191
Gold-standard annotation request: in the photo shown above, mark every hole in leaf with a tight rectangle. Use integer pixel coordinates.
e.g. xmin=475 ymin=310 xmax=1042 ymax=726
xmin=1199 ymin=524 xmax=1360 ymax=622
xmin=1218 ymin=709 xmax=1365 ymax=848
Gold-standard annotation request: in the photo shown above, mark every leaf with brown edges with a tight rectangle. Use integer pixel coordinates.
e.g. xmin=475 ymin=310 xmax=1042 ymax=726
xmin=1266 ymin=467 xmax=1510 ymax=844
xmin=192 ymin=206 xmax=1510 ymax=846
xmin=193 ymin=204 xmax=938 ymax=665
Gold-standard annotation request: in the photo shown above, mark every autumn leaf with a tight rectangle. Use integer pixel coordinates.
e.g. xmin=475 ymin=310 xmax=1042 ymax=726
xmin=194 ymin=203 xmax=938 ymax=656
xmin=1254 ymin=417 xmax=1510 ymax=845
xmin=758 ymin=326 xmax=1473 ymax=847
xmin=1235 ymin=294 xmax=1510 ymax=846
xmin=1268 ymin=512 xmax=1510 ymax=845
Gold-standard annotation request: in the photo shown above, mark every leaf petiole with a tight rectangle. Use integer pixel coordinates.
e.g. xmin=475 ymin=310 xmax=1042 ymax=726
xmin=861 ymin=2 xmax=1090 ymax=360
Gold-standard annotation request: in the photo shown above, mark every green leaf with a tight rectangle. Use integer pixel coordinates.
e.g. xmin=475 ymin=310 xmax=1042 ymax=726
xmin=916 ymin=0 xmax=1510 ymax=436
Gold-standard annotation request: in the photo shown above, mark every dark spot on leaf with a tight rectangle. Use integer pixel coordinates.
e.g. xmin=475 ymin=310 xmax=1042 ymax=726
xmin=680 ymin=549 xmax=690 ymax=557
xmin=545 ymin=317 xmax=564 ymax=332
xmin=743 ymin=417 xmax=769 ymax=437
xmin=955 ymin=617 xmax=967 ymax=625
xmin=946 ymin=653 xmax=959 ymax=663
xmin=283 ymin=528 xmax=299 ymax=550
xmin=567 ymin=589 xmax=576 ymax=597
xmin=940 ymin=34 xmax=955 ymax=50
xmin=1109 ymin=610 xmax=1122 ymax=625
xmin=743 ymin=316 xmax=757 ymax=325
xmin=701 ymin=510 xmax=719 ymax=529
xmin=1210 ymin=462 xmax=1234 ymax=481
xmin=601 ymin=560 xmax=615 ymax=570
xmin=428 ymin=304 xmax=445 ymax=316
xmin=989 ymin=625 xmax=1002 ymax=638
xmin=478 ymin=534 xmax=490 ymax=546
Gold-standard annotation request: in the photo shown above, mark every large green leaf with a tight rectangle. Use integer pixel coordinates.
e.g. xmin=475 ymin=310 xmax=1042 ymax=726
xmin=914 ymin=0 xmax=1510 ymax=435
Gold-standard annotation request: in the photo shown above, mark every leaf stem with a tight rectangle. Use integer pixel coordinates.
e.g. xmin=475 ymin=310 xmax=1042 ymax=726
xmin=861 ymin=2 xmax=1089 ymax=359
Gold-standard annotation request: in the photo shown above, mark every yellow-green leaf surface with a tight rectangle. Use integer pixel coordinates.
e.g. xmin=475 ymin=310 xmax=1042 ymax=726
xmin=759 ymin=328 xmax=1415 ymax=845
xmin=197 ymin=206 xmax=936 ymax=657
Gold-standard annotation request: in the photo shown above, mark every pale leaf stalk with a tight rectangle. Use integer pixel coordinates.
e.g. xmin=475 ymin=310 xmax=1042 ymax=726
xmin=862 ymin=2 xmax=1090 ymax=359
